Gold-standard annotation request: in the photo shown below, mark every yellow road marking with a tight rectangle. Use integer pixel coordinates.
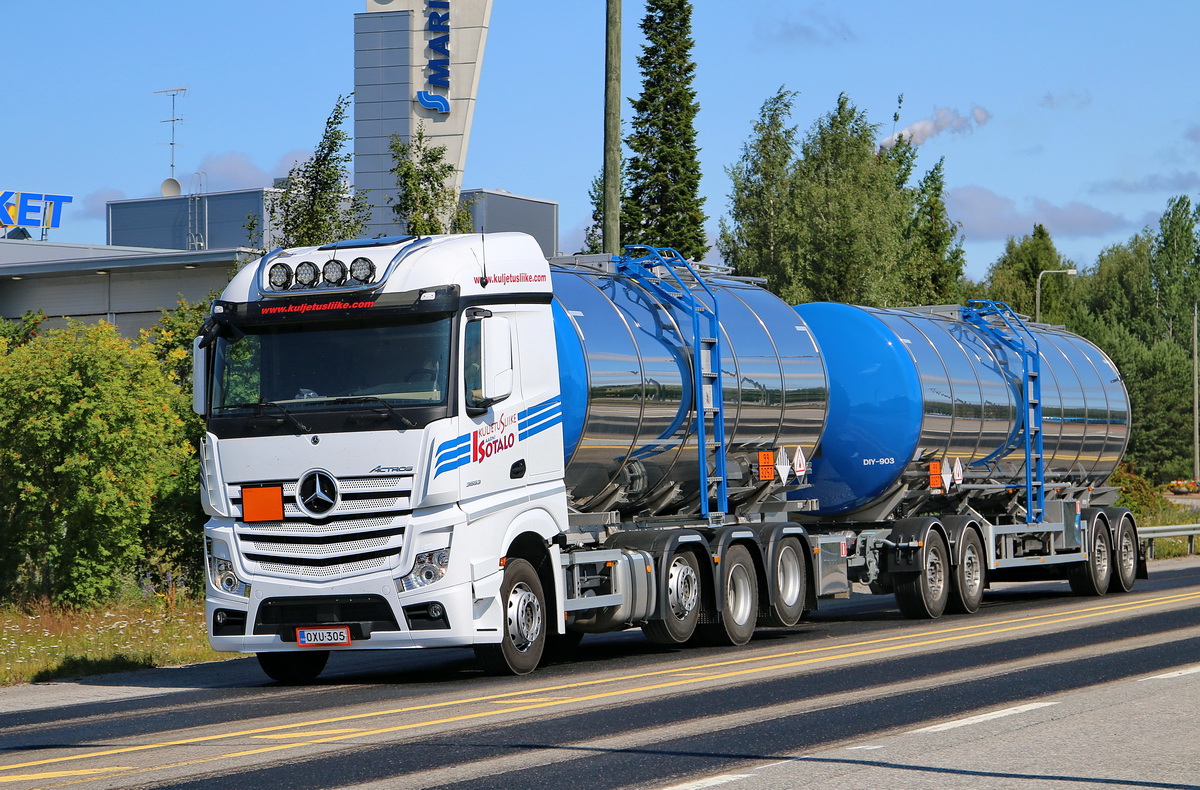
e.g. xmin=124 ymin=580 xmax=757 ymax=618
xmin=251 ymin=729 xmax=364 ymax=739
xmin=0 ymin=767 xmax=134 ymax=783
xmin=6 ymin=589 xmax=1200 ymax=780
xmin=487 ymin=697 xmax=563 ymax=704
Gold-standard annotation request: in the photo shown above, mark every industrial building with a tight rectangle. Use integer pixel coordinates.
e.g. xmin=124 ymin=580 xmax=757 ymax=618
xmin=0 ymin=0 xmax=557 ymax=334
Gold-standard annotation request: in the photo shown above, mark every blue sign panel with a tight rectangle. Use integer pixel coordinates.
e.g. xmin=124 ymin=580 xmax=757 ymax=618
xmin=418 ymin=0 xmax=451 ymax=114
xmin=0 ymin=192 xmax=74 ymax=229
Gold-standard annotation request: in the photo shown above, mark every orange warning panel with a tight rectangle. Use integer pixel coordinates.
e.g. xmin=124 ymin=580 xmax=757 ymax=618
xmin=758 ymin=450 xmax=775 ymax=481
xmin=242 ymin=485 xmax=284 ymax=522
xmin=928 ymin=461 xmax=943 ymax=490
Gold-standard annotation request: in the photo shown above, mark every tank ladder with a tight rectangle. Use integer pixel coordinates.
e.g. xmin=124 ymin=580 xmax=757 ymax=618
xmin=961 ymin=300 xmax=1045 ymax=523
xmin=616 ymin=246 xmax=728 ymax=519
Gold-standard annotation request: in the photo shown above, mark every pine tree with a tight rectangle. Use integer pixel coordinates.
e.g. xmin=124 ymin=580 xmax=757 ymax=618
xmin=623 ymin=0 xmax=707 ymax=260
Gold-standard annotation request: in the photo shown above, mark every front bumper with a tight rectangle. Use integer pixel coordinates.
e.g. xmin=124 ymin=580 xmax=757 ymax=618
xmin=207 ymin=574 xmax=498 ymax=653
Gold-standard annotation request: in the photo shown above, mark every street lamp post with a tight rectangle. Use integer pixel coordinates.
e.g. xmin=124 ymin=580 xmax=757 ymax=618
xmin=1035 ymin=268 xmax=1077 ymax=323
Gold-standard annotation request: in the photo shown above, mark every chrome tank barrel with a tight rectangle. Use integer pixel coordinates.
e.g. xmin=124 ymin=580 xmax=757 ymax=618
xmin=551 ymin=265 xmax=828 ymax=515
xmin=795 ymin=303 xmax=1130 ymax=516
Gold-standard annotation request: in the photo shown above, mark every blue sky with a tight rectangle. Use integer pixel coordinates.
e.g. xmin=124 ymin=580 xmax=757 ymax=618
xmin=8 ymin=2 xmax=1199 ymax=279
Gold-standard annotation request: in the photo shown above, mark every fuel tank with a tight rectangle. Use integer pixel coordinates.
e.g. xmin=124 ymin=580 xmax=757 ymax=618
xmin=794 ymin=303 xmax=1130 ymax=516
xmin=550 ymin=264 xmax=828 ymax=515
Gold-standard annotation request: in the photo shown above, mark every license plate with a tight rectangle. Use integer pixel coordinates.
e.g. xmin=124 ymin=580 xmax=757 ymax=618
xmin=295 ymin=626 xmax=351 ymax=647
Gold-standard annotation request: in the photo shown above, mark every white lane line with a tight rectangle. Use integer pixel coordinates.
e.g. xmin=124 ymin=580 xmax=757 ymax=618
xmin=1138 ymin=665 xmax=1200 ymax=681
xmin=847 ymin=745 xmax=887 ymax=750
xmin=908 ymin=702 xmax=1059 ymax=734
xmin=654 ymin=775 xmax=753 ymax=790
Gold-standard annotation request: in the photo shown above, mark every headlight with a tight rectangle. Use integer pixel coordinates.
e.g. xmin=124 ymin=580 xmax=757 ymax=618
xmin=207 ymin=538 xmax=251 ymax=598
xmin=323 ymin=259 xmax=347 ymax=285
xmin=294 ymin=261 xmax=320 ymax=288
xmin=268 ymin=263 xmax=292 ymax=289
xmin=398 ymin=546 xmax=451 ymax=591
xmin=350 ymin=257 xmax=376 ymax=283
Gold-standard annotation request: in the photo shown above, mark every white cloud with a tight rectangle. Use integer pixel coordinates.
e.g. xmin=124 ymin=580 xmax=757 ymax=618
xmin=947 ymin=185 xmax=1131 ymax=241
xmin=881 ymin=106 xmax=991 ymax=149
xmin=81 ymin=188 xmax=125 ymax=220
xmin=761 ymin=8 xmax=854 ymax=46
xmin=1038 ymin=90 xmax=1092 ymax=110
xmin=1089 ymin=171 xmax=1200 ymax=195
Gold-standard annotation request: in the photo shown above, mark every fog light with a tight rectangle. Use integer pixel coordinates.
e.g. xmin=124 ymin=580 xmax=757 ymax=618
xmin=268 ymin=263 xmax=292 ymax=289
xmin=350 ymin=257 xmax=375 ymax=283
xmin=428 ymin=602 xmax=444 ymax=619
xmin=295 ymin=261 xmax=319 ymax=287
xmin=323 ymin=259 xmax=347 ymax=285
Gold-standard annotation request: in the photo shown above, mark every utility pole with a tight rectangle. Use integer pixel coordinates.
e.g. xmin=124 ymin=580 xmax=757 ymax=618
xmin=602 ymin=0 xmax=621 ymax=255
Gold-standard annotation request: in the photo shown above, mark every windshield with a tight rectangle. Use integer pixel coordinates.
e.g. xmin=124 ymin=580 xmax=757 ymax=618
xmin=209 ymin=315 xmax=452 ymax=434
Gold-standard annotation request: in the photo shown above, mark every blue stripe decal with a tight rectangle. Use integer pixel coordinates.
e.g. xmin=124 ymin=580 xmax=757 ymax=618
xmin=518 ymin=408 xmax=564 ymax=439
xmin=434 ymin=434 xmax=470 ymax=478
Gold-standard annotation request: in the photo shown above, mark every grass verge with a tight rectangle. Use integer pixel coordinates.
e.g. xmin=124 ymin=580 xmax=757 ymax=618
xmin=1 ymin=597 xmax=234 ymax=686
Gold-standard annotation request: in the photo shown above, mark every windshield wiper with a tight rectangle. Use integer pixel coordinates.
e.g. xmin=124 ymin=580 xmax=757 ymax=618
xmin=217 ymin=400 xmax=312 ymax=433
xmin=325 ymin=396 xmax=417 ymax=429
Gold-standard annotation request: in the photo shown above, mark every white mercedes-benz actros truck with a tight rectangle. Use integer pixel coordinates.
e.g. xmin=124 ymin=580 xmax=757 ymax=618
xmin=194 ymin=232 xmax=1141 ymax=682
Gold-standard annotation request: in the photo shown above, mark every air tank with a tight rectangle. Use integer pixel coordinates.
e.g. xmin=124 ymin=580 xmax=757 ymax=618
xmin=794 ymin=303 xmax=1130 ymax=516
xmin=550 ymin=264 xmax=828 ymax=515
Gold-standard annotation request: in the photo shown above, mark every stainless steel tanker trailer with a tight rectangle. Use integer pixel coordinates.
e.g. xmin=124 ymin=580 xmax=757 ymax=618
xmin=193 ymin=233 xmax=1143 ymax=680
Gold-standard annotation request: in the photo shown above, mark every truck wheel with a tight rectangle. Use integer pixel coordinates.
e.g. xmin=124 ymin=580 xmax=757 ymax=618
xmin=474 ymin=558 xmax=546 ymax=675
xmin=894 ymin=529 xmax=949 ymax=619
xmin=1068 ymin=520 xmax=1112 ymax=596
xmin=1109 ymin=515 xmax=1138 ymax=593
xmin=642 ymin=550 xmax=701 ymax=645
xmin=761 ymin=537 xmax=807 ymax=627
xmin=696 ymin=544 xmax=759 ymax=646
xmin=948 ymin=528 xmax=985 ymax=614
xmin=256 ymin=650 xmax=329 ymax=684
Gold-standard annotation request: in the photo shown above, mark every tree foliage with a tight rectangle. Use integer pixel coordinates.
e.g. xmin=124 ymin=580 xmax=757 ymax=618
xmin=622 ymin=0 xmax=708 ymax=260
xmin=983 ymin=224 xmax=1075 ymax=318
xmin=139 ymin=295 xmax=216 ymax=587
xmin=0 ymin=322 xmax=191 ymax=606
xmin=388 ymin=122 xmax=474 ymax=236
xmin=268 ymin=94 xmax=370 ymax=247
xmin=719 ymin=90 xmax=964 ymax=306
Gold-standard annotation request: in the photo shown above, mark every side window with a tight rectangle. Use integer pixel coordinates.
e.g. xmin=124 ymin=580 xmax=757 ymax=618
xmin=464 ymin=319 xmax=483 ymax=409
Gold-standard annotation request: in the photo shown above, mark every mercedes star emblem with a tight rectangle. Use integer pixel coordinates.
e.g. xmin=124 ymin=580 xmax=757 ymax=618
xmin=297 ymin=470 xmax=338 ymax=516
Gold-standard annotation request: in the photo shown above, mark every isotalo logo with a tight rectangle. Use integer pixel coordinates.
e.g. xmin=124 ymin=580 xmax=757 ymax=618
xmin=472 ymin=429 xmax=516 ymax=462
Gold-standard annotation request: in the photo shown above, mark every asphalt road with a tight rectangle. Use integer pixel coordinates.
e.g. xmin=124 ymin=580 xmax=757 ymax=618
xmin=3 ymin=556 xmax=1200 ymax=790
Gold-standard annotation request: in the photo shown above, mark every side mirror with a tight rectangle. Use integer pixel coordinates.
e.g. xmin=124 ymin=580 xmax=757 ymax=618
xmin=481 ymin=316 xmax=513 ymax=405
xmin=192 ymin=337 xmax=207 ymax=416
xmin=466 ymin=315 xmax=513 ymax=415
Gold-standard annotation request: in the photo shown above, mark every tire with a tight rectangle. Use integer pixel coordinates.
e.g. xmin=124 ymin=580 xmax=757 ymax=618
xmin=1068 ymin=519 xmax=1113 ymax=596
xmin=696 ymin=544 xmax=759 ymax=646
xmin=1109 ymin=516 xmax=1138 ymax=594
xmin=894 ymin=529 xmax=950 ymax=619
xmin=642 ymin=550 xmax=701 ymax=645
xmin=256 ymin=650 xmax=329 ymax=684
xmin=761 ymin=537 xmax=807 ymax=627
xmin=474 ymin=558 xmax=547 ymax=675
xmin=948 ymin=528 xmax=986 ymax=615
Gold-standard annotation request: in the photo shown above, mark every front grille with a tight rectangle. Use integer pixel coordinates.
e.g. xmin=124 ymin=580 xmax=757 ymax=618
xmin=230 ymin=473 xmax=413 ymax=581
xmin=253 ymin=594 xmax=400 ymax=638
xmin=256 ymin=556 xmax=389 ymax=577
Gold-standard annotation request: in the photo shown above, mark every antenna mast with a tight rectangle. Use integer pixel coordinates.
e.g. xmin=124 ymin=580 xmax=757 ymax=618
xmin=155 ymin=87 xmax=187 ymax=179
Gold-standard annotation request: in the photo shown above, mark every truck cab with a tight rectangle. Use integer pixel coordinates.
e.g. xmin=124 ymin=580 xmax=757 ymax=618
xmin=194 ymin=233 xmax=567 ymax=680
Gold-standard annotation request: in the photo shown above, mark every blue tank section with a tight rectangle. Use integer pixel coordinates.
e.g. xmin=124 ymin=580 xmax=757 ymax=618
xmin=794 ymin=303 xmax=924 ymax=514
